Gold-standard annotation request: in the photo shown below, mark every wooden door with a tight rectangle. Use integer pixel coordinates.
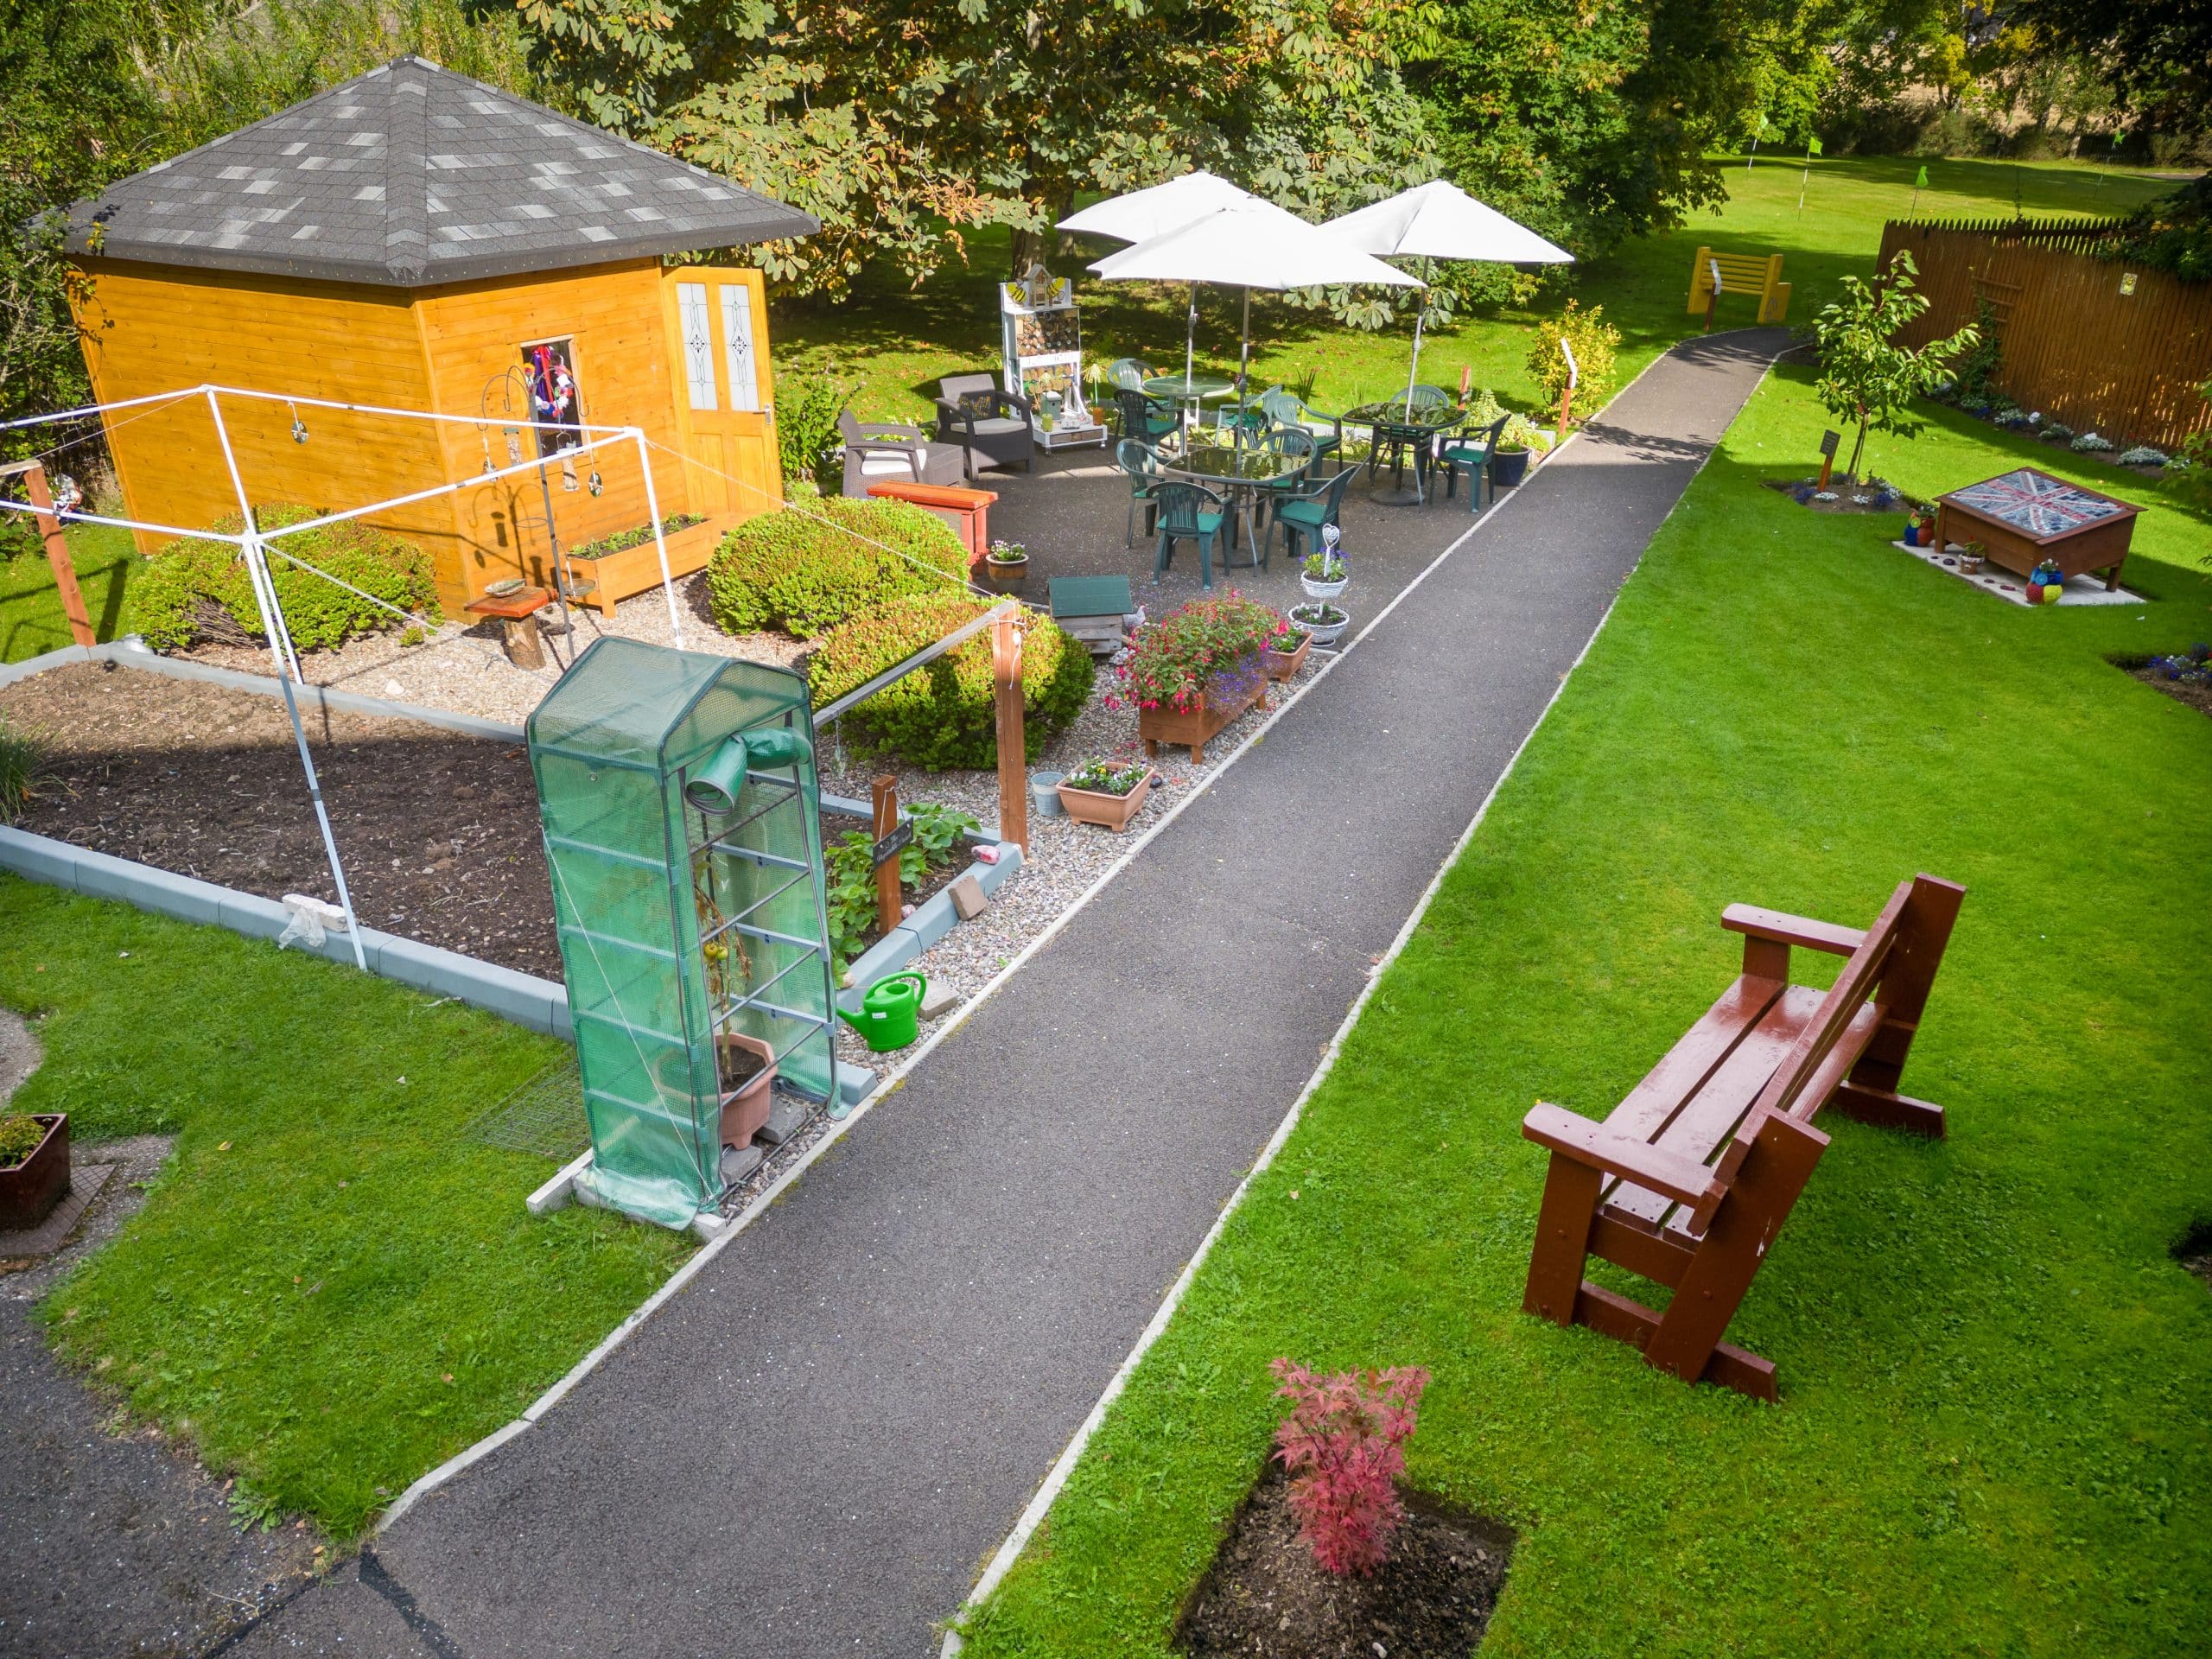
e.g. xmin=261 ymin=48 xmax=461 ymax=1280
xmin=662 ymin=266 xmax=781 ymax=523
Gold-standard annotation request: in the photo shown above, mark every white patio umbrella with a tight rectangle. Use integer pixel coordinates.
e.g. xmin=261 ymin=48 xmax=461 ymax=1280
xmin=1089 ymin=200 xmax=1421 ymax=448
xmin=1326 ymin=180 xmax=1573 ymax=409
xmin=1058 ymin=170 xmax=1262 ymax=388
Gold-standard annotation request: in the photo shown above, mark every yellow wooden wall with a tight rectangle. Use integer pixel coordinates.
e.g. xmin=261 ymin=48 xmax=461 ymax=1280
xmin=74 ymin=255 xmax=785 ymax=615
xmin=71 ymin=258 xmax=456 ymax=584
xmin=416 ymin=258 xmax=700 ymax=602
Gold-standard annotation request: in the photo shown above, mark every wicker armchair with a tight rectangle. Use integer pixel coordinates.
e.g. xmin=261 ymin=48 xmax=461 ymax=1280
xmin=836 ymin=409 xmax=965 ymax=495
xmin=933 ymin=374 xmax=1035 ymax=477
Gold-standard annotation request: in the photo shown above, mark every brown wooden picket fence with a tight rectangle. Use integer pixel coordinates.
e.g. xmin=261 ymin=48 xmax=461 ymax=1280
xmin=1878 ymin=217 xmax=2212 ymax=453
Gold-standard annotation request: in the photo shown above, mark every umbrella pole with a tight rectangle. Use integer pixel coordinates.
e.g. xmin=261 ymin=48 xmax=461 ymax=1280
xmin=1186 ymin=286 xmax=1198 ymax=387
xmin=1236 ymin=287 xmax=1251 ymax=459
xmin=1402 ymin=257 xmax=1428 ymax=410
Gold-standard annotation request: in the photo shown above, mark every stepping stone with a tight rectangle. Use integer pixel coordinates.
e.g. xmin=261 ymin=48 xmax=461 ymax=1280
xmin=918 ymin=982 xmax=961 ymax=1021
xmin=756 ymin=1093 xmax=809 ymax=1147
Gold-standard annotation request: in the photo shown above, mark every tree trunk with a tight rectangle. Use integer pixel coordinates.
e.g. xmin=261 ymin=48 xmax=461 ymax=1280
xmin=1010 ymin=180 xmax=1076 ymax=276
xmin=1847 ymin=409 xmax=1869 ymax=483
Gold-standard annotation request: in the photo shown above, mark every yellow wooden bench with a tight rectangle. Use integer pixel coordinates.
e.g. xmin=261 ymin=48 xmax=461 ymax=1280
xmin=1688 ymin=247 xmax=1791 ymax=327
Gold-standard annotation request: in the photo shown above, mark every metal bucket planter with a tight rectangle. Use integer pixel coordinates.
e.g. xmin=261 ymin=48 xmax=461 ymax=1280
xmin=1030 ymin=771 xmax=1068 ymax=817
xmin=0 ymin=1114 xmax=68 ymax=1232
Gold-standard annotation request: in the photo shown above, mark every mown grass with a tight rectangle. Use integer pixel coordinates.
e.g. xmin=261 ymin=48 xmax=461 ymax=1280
xmin=2 ymin=524 xmax=143 ymax=663
xmin=4 ymin=880 xmax=694 ymax=1538
xmin=958 ymin=368 xmax=2212 ymax=1656
xmin=773 ymin=154 xmax=2172 ymax=428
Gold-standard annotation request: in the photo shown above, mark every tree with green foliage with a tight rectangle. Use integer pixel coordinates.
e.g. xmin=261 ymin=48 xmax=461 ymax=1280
xmin=1810 ymin=251 xmax=1978 ymax=483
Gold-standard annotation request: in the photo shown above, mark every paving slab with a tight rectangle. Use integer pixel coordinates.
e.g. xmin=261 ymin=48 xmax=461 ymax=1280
xmin=247 ymin=332 xmax=1788 ymax=1658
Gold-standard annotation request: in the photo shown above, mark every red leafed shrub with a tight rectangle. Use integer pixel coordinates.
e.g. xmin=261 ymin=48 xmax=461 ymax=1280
xmin=1268 ymin=1358 xmax=1431 ymax=1577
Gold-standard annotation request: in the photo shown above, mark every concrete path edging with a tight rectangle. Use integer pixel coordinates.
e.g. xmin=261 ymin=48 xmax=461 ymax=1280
xmin=0 ymin=824 xmax=572 ymax=1035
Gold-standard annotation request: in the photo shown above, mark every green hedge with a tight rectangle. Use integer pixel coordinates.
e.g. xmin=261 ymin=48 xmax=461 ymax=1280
xmin=128 ymin=506 xmax=438 ymax=652
xmin=810 ymin=594 xmax=1095 ymax=769
xmin=704 ymin=497 xmax=969 ymax=638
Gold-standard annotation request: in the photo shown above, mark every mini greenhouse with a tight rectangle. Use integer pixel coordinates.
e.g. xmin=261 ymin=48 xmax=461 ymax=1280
xmin=527 ymin=639 xmax=836 ymax=1230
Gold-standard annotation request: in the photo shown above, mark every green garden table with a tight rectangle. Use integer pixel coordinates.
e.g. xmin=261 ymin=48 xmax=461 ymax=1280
xmin=1161 ymin=441 xmax=1313 ymax=568
xmin=1343 ymin=398 xmax=1465 ymax=505
xmin=1142 ymin=373 xmax=1237 ymax=431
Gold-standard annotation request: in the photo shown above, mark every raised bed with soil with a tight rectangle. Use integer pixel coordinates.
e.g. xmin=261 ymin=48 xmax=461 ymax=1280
xmin=0 ymin=663 xmax=953 ymax=979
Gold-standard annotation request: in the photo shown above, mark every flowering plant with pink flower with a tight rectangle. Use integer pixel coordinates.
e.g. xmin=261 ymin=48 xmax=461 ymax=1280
xmin=1110 ymin=593 xmax=1289 ymax=714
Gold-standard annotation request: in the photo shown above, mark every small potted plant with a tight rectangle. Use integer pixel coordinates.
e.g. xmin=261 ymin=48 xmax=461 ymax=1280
xmin=1263 ymin=621 xmax=1310 ymax=680
xmin=1056 ymin=757 xmax=1156 ymax=831
xmin=1287 ymin=601 xmax=1348 ymax=647
xmin=0 ymin=1110 xmax=69 ymax=1231
xmin=983 ymin=538 xmax=1030 ymax=590
xmin=1300 ymin=523 xmax=1348 ymax=600
xmin=1957 ymin=540 xmax=1986 ymax=575
xmin=1491 ymin=437 xmax=1531 ymax=488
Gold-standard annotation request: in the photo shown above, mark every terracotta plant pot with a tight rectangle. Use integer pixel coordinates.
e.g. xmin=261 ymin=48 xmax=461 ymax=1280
xmin=1057 ymin=768 xmax=1155 ymax=832
xmin=716 ymin=1033 xmax=778 ymax=1148
xmin=1263 ymin=632 xmax=1311 ymax=681
xmin=0 ymin=1113 xmax=69 ymax=1232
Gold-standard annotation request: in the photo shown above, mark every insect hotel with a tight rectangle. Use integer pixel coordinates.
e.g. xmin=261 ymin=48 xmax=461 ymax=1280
xmin=65 ymin=55 xmax=817 ymax=615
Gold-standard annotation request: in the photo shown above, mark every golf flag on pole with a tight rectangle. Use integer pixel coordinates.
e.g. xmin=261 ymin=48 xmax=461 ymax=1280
xmin=1912 ymin=162 xmax=1929 ymax=212
xmin=1798 ymin=136 xmax=1821 ymax=210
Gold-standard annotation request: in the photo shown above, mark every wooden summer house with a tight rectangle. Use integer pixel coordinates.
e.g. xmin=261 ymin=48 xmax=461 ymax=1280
xmin=66 ymin=56 xmax=817 ymax=613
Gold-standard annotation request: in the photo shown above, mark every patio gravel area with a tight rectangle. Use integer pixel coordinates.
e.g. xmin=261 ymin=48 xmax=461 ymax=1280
xmin=181 ymin=331 xmax=1789 ymax=1659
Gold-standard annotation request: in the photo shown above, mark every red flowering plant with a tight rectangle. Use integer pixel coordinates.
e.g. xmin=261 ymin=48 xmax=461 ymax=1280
xmin=1268 ymin=1358 xmax=1431 ymax=1577
xmin=1109 ymin=593 xmax=1289 ymax=715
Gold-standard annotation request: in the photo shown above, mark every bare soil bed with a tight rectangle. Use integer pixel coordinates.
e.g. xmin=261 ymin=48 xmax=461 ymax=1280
xmin=0 ymin=663 xmax=937 ymax=979
xmin=1760 ymin=474 xmax=1912 ymax=513
xmin=2124 ymin=660 xmax=2212 ymax=721
xmin=1177 ymin=1467 xmax=1514 ymax=1659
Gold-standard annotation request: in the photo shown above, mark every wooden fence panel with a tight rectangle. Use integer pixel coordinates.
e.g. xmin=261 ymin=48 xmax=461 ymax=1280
xmin=1878 ymin=218 xmax=2212 ymax=454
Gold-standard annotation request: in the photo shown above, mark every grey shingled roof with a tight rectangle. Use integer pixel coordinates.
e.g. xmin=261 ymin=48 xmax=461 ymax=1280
xmin=65 ymin=56 xmax=817 ymax=287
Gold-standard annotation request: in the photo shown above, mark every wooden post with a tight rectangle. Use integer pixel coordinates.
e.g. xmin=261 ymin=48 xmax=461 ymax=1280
xmin=17 ymin=463 xmax=94 ymax=648
xmin=871 ymin=773 xmax=902 ymax=938
xmin=1558 ymin=386 xmax=1573 ymax=435
xmin=992 ymin=607 xmax=1028 ymax=855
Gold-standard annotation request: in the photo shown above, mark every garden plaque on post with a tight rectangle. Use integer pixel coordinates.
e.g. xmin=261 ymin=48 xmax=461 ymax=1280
xmin=1817 ymin=429 xmax=1840 ymax=490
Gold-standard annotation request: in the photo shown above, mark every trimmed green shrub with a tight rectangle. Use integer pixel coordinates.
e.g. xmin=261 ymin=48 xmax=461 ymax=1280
xmin=704 ymin=497 xmax=968 ymax=638
xmin=127 ymin=505 xmax=438 ymax=652
xmin=810 ymin=594 xmax=1095 ymax=769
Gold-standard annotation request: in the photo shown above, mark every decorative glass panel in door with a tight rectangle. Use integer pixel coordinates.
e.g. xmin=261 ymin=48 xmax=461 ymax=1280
xmin=677 ymin=283 xmax=717 ymax=412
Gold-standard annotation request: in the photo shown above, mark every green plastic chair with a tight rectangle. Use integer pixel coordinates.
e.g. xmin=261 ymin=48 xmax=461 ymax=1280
xmin=1440 ymin=415 xmax=1511 ymax=512
xmin=1117 ymin=437 xmax=1166 ymax=547
xmin=1115 ymin=386 xmax=1179 ymax=447
xmin=1152 ymin=481 xmax=1229 ymax=590
xmin=1272 ymin=466 xmax=1357 ymax=564
xmin=1108 ymin=358 xmax=1155 ymax=392
xmin=1249 ymin=427 xmax=1318 ymax=538
xmin=1369 ymin=385 xmax=1456 ymax=493
xmin=1259 ymin=387 xmax=1344 ymax=465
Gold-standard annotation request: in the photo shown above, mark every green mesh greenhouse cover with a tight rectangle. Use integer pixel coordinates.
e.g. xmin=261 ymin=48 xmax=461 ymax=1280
xmin=527 ymin=639 xmax=835 ymax=1230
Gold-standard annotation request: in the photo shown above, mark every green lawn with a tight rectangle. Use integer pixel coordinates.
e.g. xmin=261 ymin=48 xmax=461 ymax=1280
xmin=773 ymin=155 xmax=2173 ymax=429
xmin=957 ymin=372 xmax=2212 ymax=1656
xmin=2 ymin=524 xmax=143 ymax=664
xmin=4 ymin=880 xmax=694 ymax=1538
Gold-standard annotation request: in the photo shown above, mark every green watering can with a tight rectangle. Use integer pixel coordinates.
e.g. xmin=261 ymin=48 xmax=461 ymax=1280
xmin=836 ymin=973 xmax=925 ymax=1052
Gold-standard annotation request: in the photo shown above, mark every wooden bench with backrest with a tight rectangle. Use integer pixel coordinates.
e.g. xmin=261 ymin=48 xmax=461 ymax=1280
xmin=1688 ymin=246 xmax=1791 ymax=327
xmin=1520 ymin=874 xmax=1965 ymax=1402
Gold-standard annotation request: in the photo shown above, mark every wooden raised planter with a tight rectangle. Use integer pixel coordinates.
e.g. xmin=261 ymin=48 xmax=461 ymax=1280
xmin=563 ymin=517 xmax=732 ymax=616
xmin=1262 ymin=632 xmax=1310 ymax=681
xmin=1056 ymin=769 xmax=1154 ymax=832
xmin=1138 ymin=674 xmax=1264 ymax=766
xmin=0 ymin=1113 xmax=69 ymax=1232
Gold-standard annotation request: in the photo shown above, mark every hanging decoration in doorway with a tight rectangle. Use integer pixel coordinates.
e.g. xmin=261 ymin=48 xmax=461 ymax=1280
xmin=527 ymin=344 xmax=575 ymax=425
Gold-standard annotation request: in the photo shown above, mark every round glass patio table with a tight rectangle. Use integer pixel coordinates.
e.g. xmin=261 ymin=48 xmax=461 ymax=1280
xmin=1141 ymin=373 xmax=1236 ymax=405
xmin=1160 ymin=441 xmax=1313 ymax=569
xmin=1342 ymin=398 xmax=1465 ymax=505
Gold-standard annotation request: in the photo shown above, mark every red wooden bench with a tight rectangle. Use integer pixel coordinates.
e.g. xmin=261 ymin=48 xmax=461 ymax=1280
xmin=1520 ymin=874 xmax=1965 ymax=1402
